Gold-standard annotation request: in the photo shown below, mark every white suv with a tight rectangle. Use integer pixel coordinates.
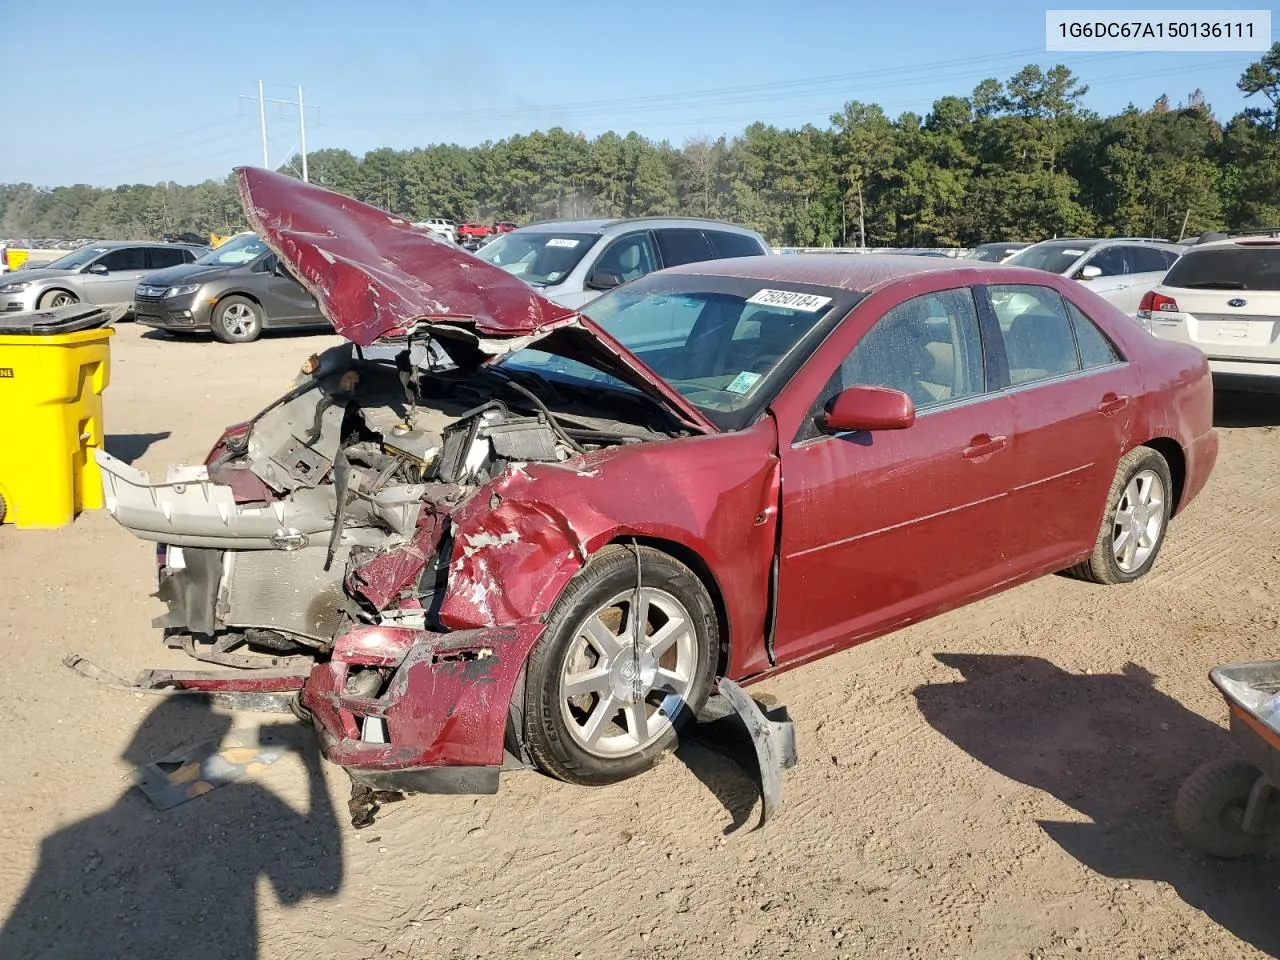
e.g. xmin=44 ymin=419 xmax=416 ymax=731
xmin=1004 ymin=238 xmax=1183 ymax=316
xmin=1139 ymin=237 xmax=1280 ymax=391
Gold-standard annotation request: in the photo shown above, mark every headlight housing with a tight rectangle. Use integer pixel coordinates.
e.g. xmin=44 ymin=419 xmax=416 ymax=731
xmin=0 ymin=281 xmax=31 ymax=294
xmin=163 ymin=284 xmax=201 ymax=298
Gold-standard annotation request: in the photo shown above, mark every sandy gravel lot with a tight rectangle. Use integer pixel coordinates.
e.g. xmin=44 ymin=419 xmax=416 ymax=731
xmin=1 ymin=322 xmax=1278 ymax=960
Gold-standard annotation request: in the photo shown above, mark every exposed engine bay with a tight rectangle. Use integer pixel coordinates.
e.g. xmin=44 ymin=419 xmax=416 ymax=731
xmin=97 ymin=340 xmax=680 ymax=668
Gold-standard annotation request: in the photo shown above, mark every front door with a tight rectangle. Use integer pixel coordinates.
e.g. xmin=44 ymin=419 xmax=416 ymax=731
xmin=256 ymin=256 xmax=322 ymax=325
xmin=80 ymin=246 xmax=150 ymax=305
xmin=772 ymin=287 xmax=1018 ymax=666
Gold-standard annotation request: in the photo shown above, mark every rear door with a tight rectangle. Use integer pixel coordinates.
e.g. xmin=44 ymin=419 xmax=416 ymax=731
xmin=979 ymin=283 xmax=1135 ymax=573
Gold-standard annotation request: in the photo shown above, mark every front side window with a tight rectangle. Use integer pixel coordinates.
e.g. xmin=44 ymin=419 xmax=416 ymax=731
xmin=98 ymin=247 xmax=148 ymax=272
xmin=988 ymin=284 xmax=1081 ymax=385
xmin=1083 ymin=246 xmax=1125 ymax=278
xmin=841 ymin=288 xmax=986 ymax=410
xmin=592 ymin=233 xmax=657 ymax=284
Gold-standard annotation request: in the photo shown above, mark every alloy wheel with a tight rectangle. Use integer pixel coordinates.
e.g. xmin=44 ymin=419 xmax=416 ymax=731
xmin=1112 ymin=468 xmax=1166 ymax=573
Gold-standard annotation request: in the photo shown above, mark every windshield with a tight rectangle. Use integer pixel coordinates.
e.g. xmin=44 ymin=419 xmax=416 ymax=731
xmin=473 ymin=231 xmax=599 ymax=286
xmin=195 ymin=233 xmax=268 ymax=266
xmin=1163 ymin=246 xmax=1280 ymax=291
xmin=499 ymin=273 xmax=853 ymax=430
xmin=42 ymin=246 xmax=111 ymax=270
xmin=1005 ymin=241 xmax=1095 ymax=274
xmin=966 ymin=244 xmax=1021 ymax=262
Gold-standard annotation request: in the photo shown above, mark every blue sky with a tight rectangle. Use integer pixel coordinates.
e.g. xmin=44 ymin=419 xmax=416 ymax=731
xmin=1 ymin=0 xmax=1273 ymax=187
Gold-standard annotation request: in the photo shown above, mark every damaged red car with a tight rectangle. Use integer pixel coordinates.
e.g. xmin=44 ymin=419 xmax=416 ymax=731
xmin=96 ymin=168 xmax=1218 ymax=797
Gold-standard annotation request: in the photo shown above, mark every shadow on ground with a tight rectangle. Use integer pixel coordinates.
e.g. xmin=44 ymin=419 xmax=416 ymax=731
xmin=1215 ymin=389 xmax=1280 ymax=429
xmin=104 ymin=432 xmax=171 ymax=464
xmin=0 ymin=695 xmax=342 ymax=960
xmin=914 ymin=654 xmax=1280 ymax=958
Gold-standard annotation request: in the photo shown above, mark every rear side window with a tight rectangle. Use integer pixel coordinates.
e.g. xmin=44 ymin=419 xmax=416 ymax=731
xmin=1065 ymin=300 xmax=1123 ymax=368
xmin=988 ymin=284 xmax=1080 ymax=385
xmin=1126 ymin=245 xmax=1172 ymax=274
xmin=707 ymin=230 xmax=765 ymax=259
xmin=147 ymin=247 xmax=188 ymax=269
xmin=1163 ymin=246 xmax=1280 ymax=291
xmin=655 ymin=228 xmax=715 ymax=267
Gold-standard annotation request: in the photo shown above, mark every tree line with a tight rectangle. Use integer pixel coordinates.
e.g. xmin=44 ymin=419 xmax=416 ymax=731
xmin=5 ymin=47 xmax=1280 ymax=249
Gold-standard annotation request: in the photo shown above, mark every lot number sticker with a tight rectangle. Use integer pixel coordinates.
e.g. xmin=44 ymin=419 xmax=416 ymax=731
xmin=546 ymin=238 xmax=580 ymax=248
xmin=746 ymin=289 xmax=832 ymax=311
xmin=726 ymin=371 xmax=762 ymax=395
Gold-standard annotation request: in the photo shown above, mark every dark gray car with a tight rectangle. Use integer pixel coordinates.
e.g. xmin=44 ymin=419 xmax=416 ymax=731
xmin=133 ymin=233 xmax=327 ymax=343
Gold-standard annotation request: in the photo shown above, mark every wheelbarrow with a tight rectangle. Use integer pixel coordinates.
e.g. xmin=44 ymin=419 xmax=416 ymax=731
xmin=1176 ymin=661 xmax=1280 ymax=858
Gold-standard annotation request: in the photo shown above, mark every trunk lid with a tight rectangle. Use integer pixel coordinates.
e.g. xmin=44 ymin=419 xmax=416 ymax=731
xmin=235 ymin=167 xmax=714 ymax=432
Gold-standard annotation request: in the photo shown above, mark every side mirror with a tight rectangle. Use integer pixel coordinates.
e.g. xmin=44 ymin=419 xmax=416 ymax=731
xmin=86 ymin=262 xmax=109 ymax=275
xmin=585 ymin=270 xmax=622 ymax=291
xmin=1077 ymin=264 xmax=1102 ymax=281
xmin=820 ymin=385 xmax=916 ymax=433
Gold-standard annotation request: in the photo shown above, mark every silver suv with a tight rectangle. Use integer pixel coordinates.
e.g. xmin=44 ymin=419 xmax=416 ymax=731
xmin=473 ymin=217 xmax=769 ymax=309
xmin=1004 ymin=238 xmax=1183 ymax=316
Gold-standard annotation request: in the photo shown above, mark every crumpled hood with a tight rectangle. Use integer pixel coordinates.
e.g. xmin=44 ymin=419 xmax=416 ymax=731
xmin=235 ymin=167 xmax=714 ymax=432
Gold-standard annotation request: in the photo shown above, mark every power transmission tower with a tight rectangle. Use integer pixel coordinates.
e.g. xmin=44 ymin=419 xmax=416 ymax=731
xmin=238 ymin=82 xmax=317 ymax=181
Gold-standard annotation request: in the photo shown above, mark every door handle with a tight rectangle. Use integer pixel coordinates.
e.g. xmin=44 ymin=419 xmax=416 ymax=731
xmin=963 ymin=434 xmax=1008 ymax=459
xmin=1097 ymin=393 xmax=1130 ymax=415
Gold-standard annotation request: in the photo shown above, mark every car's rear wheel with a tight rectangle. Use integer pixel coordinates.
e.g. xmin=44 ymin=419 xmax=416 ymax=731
xmin=524 ymin=546 xmax=716 ymax=785
xmin=1067 ymin=446 xmax=1173 ymax=584
xmin=37 ymin=289 xmax=78 ymax=309
xmin=212 ymin=296 xmax=263 ymax=344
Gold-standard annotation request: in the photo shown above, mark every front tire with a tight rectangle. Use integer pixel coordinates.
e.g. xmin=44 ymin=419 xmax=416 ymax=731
xmin=211 ymin=296 xmax=263 ymax=343
xmin=1175 ymin=757 xmax=1266 ymax=858
xmin=1067 ymin=446 xmax=1173 ymax=584
xmin=38 ymin=289 xmax=78 ymax=309
xmin=524 ymin=546 xmax=716 ymax=786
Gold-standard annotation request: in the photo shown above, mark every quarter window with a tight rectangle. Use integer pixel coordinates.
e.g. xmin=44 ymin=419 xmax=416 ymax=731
xmin=1065 ymin=300 xmax=1123 ymax=368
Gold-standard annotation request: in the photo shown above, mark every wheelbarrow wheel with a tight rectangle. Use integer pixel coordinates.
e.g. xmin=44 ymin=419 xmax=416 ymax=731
xmin=1175 ymin=756 xmax=1266 ymax=858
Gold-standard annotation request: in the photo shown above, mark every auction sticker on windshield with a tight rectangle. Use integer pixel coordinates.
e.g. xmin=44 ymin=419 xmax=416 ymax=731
xmin=726 ymin=371 xmax=762 ymax=395
xmin=546 ymin=238 xmax=580 ymax=248
xmin=746 ymin=289 xmax=832 ymax=311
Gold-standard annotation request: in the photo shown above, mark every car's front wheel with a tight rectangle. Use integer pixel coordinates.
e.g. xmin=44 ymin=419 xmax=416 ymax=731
xmin=38 ymin=289 xmax=78 ymax=309
xmin=524 ymin=545 xmax=716 ymax=785
xmin=211 ymin=296 xmax=264 ymax=344
xmin=1068 ymin=446 xmax=1173 ymax=584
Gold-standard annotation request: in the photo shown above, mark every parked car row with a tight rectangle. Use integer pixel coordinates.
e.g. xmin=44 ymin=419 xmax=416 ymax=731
xmin=0 ymin=241 xmax=207 ymax=312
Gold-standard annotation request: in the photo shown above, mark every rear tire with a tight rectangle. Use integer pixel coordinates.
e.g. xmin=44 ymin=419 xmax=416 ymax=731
xmin=1067 ymin=446 xmax=1173 ymax=584
xmin=37 ymin=289 xmax=78 ymax=309
xmin=524 ymin=546 xmax=716 ymax=786
xmin=1176 ymin=757 xmax=1266 ymax=858
xmin=211 ymin=296 xmax=263 ymax=344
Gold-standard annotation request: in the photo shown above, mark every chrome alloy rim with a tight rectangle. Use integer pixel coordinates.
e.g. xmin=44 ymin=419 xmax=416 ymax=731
xmin=1112 ymin=469 xmax=1166 ymax=573
xmin=222 ymin=302 xmax=257 ymax=337
xmin=559 ymin=587 xmax=698 ymax=757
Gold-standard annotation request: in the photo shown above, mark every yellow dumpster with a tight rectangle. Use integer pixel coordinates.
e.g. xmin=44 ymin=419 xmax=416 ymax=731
xmin=0 ymin=305 xmax=115 ymax=528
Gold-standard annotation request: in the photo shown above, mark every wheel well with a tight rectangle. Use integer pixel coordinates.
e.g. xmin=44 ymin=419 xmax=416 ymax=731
xmin=1143 ymin=437 xmax=1186 ymax=514
xmin=38 ymin=287 xmax=76 ymax=305
xmin=214 ymin=291 xmax=263 ymax=311
xmin=605 ymin=535 xmax=731 ymax=676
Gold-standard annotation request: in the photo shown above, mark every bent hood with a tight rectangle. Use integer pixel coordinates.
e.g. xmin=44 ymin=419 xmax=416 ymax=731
xmin=235 ymin=167 xmax=713 ymax=432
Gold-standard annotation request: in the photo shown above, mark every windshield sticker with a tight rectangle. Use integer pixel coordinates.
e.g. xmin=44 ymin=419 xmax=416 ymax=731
xmin=545 ymin=238 xmax=580 ymax=248
xmin=726 ymin=371 xmax=763 ymax=395
xmin=1062 ymin=249 xmax=1086 ymax=257
xmin=545 ymin=271 xmax=564 ymax=283
xmin=746 ymin=289 xmax=832 ymax=311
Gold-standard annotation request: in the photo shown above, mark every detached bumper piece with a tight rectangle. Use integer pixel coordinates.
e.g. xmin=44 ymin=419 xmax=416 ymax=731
xmin=63 ymin=654 xmax=306 ymax=713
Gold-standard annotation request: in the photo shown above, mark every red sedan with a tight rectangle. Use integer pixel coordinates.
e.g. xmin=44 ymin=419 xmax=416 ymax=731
xmin=100 ymin=170 xmax=1217 ymax=796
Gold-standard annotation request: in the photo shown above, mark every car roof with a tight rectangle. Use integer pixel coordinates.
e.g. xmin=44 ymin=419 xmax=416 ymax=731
xmin=663 ymin=253 xmax=1010 ymax=293
xmin=1181 ymin=237 xmax=1280 ymax=252
xmin=518 ymin=216 xmax=762 ymax=236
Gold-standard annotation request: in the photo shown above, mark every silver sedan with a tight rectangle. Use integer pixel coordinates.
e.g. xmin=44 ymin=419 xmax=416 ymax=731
xmin=0 ymin=241 xmax=206 ymax=313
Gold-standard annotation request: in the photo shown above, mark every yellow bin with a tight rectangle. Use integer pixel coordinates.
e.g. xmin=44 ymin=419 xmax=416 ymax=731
xmin=0 ymin=307 xmax=115 ymax=529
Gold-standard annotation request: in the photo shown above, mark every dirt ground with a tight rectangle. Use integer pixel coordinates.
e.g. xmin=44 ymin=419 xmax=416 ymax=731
xmin=1 ymin=322 xmax=1278 ymax=960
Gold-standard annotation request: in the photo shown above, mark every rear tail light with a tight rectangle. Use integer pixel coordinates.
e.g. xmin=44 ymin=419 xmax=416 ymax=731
xmin=1137 ymin=290 xmax=1179 ymax=319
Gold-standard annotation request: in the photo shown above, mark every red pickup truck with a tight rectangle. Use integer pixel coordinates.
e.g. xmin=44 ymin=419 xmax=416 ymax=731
xmin=457 ymin=223 xmax=491 ymax=242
